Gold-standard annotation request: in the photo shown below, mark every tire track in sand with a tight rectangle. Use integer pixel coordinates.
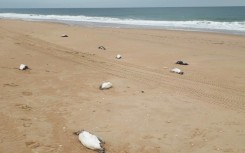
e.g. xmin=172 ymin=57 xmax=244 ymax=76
xmin=5 ymin=28 xmax=245 ymax=113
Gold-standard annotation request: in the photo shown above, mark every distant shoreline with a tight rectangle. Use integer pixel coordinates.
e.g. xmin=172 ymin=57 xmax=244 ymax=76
xmin=1 ymin=18 xmax=245 ymax=36
xmin=1 ymin=7 xmax=245 ymax=35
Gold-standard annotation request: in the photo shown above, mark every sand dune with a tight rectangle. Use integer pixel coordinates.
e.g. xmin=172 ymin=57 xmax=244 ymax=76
xmin=0 ymin=19 xmax=245 ymax=153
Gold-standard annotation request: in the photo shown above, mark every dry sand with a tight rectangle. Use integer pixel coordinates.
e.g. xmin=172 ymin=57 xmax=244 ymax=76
xmin=0 ymin=19 xmax=245 ymax=153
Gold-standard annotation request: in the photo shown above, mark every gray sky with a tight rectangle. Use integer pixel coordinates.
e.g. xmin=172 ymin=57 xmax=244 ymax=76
xmin=1 ymin=0 xmax=245 ymax=8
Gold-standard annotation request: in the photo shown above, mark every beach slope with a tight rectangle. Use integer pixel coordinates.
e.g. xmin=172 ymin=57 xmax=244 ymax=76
xmin=0 ymin=20 xmax=245 ymax=153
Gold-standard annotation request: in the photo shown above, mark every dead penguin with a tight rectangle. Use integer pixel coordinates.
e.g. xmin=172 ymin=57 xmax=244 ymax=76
xmin=116 ymin=54 xmax=122 ymax=59
xmin=99 ymin=82 xmax=112 ymax=90
xmin=61 ymin=34 xmax=68 ymax=37
xmin=176 ymin=60 xmax=189 ymax=65
xmin=19 ymin=64 xmax=29 ymax=70
xmin=74 ymin=130 xmax=105 ymax=153
xmin=170 ymin=68 xmax=184 ymax=75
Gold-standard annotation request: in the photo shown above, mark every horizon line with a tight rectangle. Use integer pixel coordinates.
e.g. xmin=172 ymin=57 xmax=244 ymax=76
xmin=1 ymin=6 xmax=245 ymax=9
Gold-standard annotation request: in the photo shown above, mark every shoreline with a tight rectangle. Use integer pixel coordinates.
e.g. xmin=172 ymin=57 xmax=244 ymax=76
xmin=0 ymin=8 xmax=245 ymax=35
xmin=2 ymin=18 xmax=245 ymax=37
xmin=35 ymin=19 xmax=245 ymax=36
xmin=0 ymin=19 xmax=245 ymax=153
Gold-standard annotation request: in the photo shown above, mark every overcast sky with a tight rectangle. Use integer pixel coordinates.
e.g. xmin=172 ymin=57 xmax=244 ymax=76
xmin=1 ymin=0 xmax=245 ymax=8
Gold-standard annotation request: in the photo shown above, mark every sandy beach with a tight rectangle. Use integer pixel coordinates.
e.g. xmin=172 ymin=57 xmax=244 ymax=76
xmin=0 ymin=19 xmax=245 ymax=153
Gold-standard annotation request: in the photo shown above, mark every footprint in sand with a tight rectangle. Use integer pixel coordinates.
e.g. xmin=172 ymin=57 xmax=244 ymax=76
xmin=25 ymin=141 xmax=40 ymax=149
xmin=143 ymin=135 xmax=154 ymax=139
xmin=21 ymin=118 xmax=32 ymax=127
xmin=22 ymin=91 xmax=33 ymax=96
xmin=3 ymin=83 xmax=18 ymax=87
xmin=16 ymin=104 xmax=32 ymax=111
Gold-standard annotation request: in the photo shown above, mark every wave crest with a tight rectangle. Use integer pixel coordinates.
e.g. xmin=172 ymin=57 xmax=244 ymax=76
xmin=0 ymin=13 xmax=245 ymax=32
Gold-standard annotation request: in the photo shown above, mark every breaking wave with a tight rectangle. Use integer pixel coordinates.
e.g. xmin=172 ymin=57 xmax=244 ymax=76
xmin=1 ymin=13 xmax=245 ymax=33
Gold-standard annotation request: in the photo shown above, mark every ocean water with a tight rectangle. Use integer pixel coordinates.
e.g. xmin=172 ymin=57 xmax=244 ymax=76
xmin=0 ymin=7 xmax=245 ymax=35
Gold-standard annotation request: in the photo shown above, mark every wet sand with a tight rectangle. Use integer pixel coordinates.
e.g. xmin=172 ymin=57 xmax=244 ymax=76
xmin=0 ymin=19 xmax=245 ymax=153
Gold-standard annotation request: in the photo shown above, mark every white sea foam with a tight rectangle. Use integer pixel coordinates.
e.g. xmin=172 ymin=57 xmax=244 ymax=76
xmin=1 ymin=13 xmax=245 ymax=33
